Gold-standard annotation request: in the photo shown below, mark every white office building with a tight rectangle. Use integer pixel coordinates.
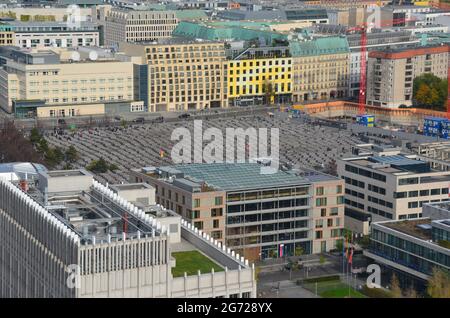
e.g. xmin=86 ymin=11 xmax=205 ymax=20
xmin=338 ymin=145 xmax=450 ymax=234
xmin=7 ymin=21 xmax=100 ymax=48
xmin=0 ymin=169 xmax=256 ymax=298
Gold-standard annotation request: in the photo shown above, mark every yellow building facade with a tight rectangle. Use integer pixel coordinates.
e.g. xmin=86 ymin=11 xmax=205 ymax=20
xmin=227 ymin=56 xmax=292 ymax=106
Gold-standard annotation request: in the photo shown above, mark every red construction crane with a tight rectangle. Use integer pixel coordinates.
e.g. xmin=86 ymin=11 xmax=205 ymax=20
xmin=347 ymin=17 xmax=416 ymax=116
xmin=447 ymin=59 xmax=450 ymax=120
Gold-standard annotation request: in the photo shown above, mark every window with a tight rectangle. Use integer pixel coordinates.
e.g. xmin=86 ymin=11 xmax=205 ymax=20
xmin=315 ymin=219 xmax=323 ymax=228
xmin=408 ymin=201 xmax=418 ymax=209
xmin=211 ymin=208 xmax=223 ymax=217
xmin=420 ymin=190 xmax=429 ymax=196
xmin=337 ymin=196 xmax=344 ymax=204
xmin=330 ymin=207 xmax=339 ymax=216
xmin=408 ymin=191 xmax=418 ymax=198
xmin=316 ymin=198 xmax=327 ymax=207
xmin=399 ymin=178 xmax=419 ymax=185
xmin=213 ymin=219 xmax=219 ymax=228
xmin=194 ymin=221 xmax=203 ymax=230
xmin=316 ymin=231 xmax=323 ymax=239
xmin=336 ymin=185 xmax=343 ymax=194
xmin=194 ymin=198 xmax=200 ymax=208
xmin=394 ymin=192 xmax=407 ymax=199
xmin=191 ymin=210 xmax=200 ymax=219
xmin=431 ymin=188 xmax=441 ymax=195
xmin=316 ymin=187 xmax=324 ymax=195
xmin=215 ymin=196 xmax=223 ymax=205
xmin=327 ymin=219 xmax=333 ymax=227
xmin=321 ymin=208 xmax=326 ymax=217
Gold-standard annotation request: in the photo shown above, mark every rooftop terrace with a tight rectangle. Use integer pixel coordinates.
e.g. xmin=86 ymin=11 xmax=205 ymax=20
xmin=383 ymin=219 xmax=432 ymax=240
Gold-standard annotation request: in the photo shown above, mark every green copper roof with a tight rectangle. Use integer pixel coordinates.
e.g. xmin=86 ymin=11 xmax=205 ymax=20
xmin=289 ymin=36 xmax=350 ymax=57
xmin=176 ymin=10 xmax=208 ymax=20
xmin=173 ymin=21 xmax=288 ymax=43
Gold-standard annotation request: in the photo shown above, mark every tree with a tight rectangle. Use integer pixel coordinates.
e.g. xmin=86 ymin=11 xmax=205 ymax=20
xmin=427 ymin=267 xmax=450 ymax=298
xmin=87 ymin=158 xmax=109 ymax=173
xmin=404 ymin=286 xmax=418 ymax=298
xmin=36 ymin=138 xmax=49 ymax=153
xmin=30 ymin=128 xmax=42 ymax=144
xmin=45 ymin=147 xmax=64 ymax=167
xmin=294 ymin=246 xmax=304 ymax=257
xmin=65 ymin=145 xmax=79 ymax=163
xmin=319 ymin=254 xmax=326 ymax=264
xmin=0 ymin=120 xmax=44 ymax=164
xmin=335 ymin=239 xmax=343 ymax=252
xmin=263 ymin=80 xmax=276 ymax=105
xmin=415 ymin=83 xmax=431 ymax=108
xmin=413 ymin=73 xmax=448 ymax=111
xmin=390 ymin=273 xmax=403 ymax=298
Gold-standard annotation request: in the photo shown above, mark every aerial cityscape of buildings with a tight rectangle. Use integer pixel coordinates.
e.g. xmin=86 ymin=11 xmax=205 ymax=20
xmin=0 ymin=0 xmax=449 ymax=301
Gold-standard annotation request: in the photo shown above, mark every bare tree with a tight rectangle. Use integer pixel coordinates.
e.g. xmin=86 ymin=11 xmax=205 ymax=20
xmin=427 ymin=267 xmax=450 ymax=298
xmin=0 ymin=120 xmax=44 ymax=164
xmin=390 ymin=273 xmax=403 ymax=298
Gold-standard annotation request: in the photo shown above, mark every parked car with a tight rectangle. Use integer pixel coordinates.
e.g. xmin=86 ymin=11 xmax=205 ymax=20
xmin=57 ymin=119 xmax=66 ymax=125
xmin=178 ymin=113 xmax=190 ymax=119
xmin=153 ymin=116 xmax=164 ymax=123
xmin=132 ymin=117 xmax=145 ymax=123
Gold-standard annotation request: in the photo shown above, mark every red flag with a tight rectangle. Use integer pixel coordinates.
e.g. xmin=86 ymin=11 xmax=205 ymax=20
xmin=345 ymin=235 xmax=349 ymax=259
xmin=348 ymin=248 xmax=354 ymax=265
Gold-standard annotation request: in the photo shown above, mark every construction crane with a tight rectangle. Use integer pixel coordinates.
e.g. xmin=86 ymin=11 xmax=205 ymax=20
xmin=348 ymin=17 xmax=416 ymax=124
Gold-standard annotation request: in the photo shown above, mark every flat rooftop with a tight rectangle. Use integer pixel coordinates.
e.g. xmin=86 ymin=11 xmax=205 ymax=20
xmin=21 ymin=178 xmax=161 ymax=244
xmin=46 ymin=169 xmax=89 ymax=178
xmin=167 ymin=163 xmax=310 ymax=191
xmin=345 ymin=154 xmax=434 ymax=175
xmin=110 ymin=183 xmax=152 ymax=191
xmin=383 ymin=219 xmax=432 ymax=241
xmin=132 ymin=36 xmax=222 ymax=46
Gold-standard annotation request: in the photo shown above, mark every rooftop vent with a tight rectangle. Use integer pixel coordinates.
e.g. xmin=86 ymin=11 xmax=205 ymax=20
xmin=416 ymin=224 xmax=432 ymax=231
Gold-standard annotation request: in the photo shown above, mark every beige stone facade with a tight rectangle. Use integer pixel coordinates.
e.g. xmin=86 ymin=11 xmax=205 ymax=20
xmin=311 ymin=179 xmax=345 ymax=254
xmin=0 ymin=47 xmax=135 ymax=113
xmin=121 ymin=40 xmax=228 ymax=112
xmin=292 ymin=53 xmax=350 ymax=103
xmin=95 ymin=6 xmax=178 ymax=47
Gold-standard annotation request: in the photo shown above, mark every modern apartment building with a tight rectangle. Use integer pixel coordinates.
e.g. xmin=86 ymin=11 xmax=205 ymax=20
xmin=347 ymin=30 xmax=419 ymax=98
xmin=130 ymin=163 xmax=345 ymax=261
xmin=364 ymin=201 xmax=450 ymax=284
xmin=95 ymin=6 xmax=178 ymax=47
xmin=366 ymin=45 xmax=449 ymax=108
xmin=338 ymin=146 xmax=450 ymax=234
xmin=4 ymin=21 xmax=100 ymax=48
xmin=0 ymin=46 xmax=136 ymax=114
xmin=0 ymin=169 xmax=256 ymax=298
xmin=227 ymin=46 xmax=292 ymax=106
xmin=290 ymin=36 xmax=350 ymax=102
xmin=120 ymin=38 xmax=228 ymax=112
